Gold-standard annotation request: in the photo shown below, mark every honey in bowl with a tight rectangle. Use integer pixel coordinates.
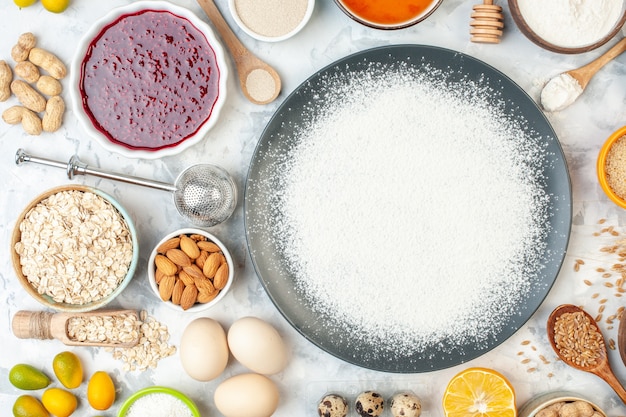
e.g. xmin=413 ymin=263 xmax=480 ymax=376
xmin=79 ymin=9 xmax=222 ymax=151
xmin=338 ymin=0 xmax=437 ymax=27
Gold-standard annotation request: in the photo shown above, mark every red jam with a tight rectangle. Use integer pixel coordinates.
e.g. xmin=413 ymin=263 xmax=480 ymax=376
xmin=79 ymin=9 xmax=221 ymax=151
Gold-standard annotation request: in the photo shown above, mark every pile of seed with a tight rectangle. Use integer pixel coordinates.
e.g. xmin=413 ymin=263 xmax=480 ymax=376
xmin=553 ymin=311 xmax=605 ymax=368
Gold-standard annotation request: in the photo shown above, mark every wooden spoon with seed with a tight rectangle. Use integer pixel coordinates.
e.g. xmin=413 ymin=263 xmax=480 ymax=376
xmin=547 ymin=304 xmax=626 ymax=404
xmin=566 ymin=37 xmax=626 ymax=90
xmin=196 ymin=0 xmax=281 ymax=105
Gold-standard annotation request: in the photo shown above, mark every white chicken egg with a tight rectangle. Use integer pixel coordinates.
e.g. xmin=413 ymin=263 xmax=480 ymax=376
xmin=227 ymin=316 xmax=289 ymax=374
xmin=180 ymin=317 xmax=229 ymax=381
xmin=214 ymin=373 xmax=280 ymax=417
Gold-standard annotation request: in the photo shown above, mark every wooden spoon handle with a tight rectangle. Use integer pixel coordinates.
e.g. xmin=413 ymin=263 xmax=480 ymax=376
xmin=569 ymin=37 xmax=626 ymax=89
xmin=196 ymin=0 xmax=251 ymax=67
xmin=597 ymin=365 xmax=626 ymax=405
xmin=12 ymin=310 xmax=56 ymax=340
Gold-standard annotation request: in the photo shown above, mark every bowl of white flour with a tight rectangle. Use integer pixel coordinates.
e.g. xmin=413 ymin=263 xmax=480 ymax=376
xmin=509 ymin=0 xmax=626 ymax=53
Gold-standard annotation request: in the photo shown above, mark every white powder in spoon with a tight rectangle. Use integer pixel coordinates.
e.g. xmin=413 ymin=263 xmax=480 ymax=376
xmin=540 ymin=73 xmax=583 ymax=112
xmin=249 ymin=59 xmax=555 ymax=360
xmin=246 ymin=68 xmax=276 ymax=103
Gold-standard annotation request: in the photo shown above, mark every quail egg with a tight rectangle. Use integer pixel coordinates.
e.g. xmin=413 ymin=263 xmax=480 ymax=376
xmin=318 ymin=394 xmax=348 ymax=417
xmin=390 ymin=392 xmax=422 ymax=417
xmin=355 ymin=391 xmax=384 ymax=417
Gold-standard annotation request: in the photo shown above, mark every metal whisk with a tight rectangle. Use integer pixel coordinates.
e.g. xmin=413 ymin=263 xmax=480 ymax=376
xmin=15 ymin=149 xmax=237 ymax=227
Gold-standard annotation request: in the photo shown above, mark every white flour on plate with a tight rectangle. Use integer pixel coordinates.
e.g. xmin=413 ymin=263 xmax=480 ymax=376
xmin=253 ymin=60 xmax=552 ymax=358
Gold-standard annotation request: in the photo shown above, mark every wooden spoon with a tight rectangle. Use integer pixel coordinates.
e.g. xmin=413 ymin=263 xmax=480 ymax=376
xmin=12 ymin=309 xmax=140 ymax=348
xmin=566 ymin=37 xmax=626 ymax=90
xmin=196 ymin=0 xmax=281 ymax=105
xmin=547 ymin=304 xmax=626 ymax=404
xmin=618 ymin=311 xmax=626 ymax=368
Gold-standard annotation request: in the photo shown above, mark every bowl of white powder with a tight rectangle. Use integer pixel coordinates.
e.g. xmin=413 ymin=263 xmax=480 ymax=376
xmin=509 ymin=0 xmax=626 ymax=53
xmin=118 ymin=386 xmax=200 ymax=417
xmin=228 ymin=0 xmax=315 ymax=42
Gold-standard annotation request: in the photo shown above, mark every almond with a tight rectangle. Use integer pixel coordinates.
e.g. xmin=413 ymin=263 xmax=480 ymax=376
xmin=155 ymin=268 xmax=166 ymax=284
xmin=195 ymin=250 xmax=209 ymax=269
xmin=158 ymin=275 xmax=176 ymax=301
xmin=214 ymin=263 xmax=229 ymax=290
xmin=197 ymin=240 xmax=221 ymax=252
xmin=198 ymin=289 xmax=219 ymax=304
xmin=166 ymin=248 xmax=192 ymax=267
xmin=190 ymin=234 xmax=206 ymax=241
xmin=157 ymin=237 xmax=180 ymax=254
xmin=178 ymin=269 xmax=196 ymax=287
xmin=183 ymin=264 xmax=206 ymax=281
xmin=203 ymin=252 xmax=222 ymax=278
xmin=180 ymin=235 xmax=201 ymax=259
xmin=180 ymin=284 xmax=198 ymax=310
xmin=195 ymin=276 xmax=216 ymax=295
xmin=155 ymin=254 xmax=178 ymax=276
xmin=171 ymin=279 xmax=185 ymax=305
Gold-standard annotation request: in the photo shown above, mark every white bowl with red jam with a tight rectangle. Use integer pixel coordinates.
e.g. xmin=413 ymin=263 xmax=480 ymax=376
xmin=70 ymin=1 xmax=228 ymax=159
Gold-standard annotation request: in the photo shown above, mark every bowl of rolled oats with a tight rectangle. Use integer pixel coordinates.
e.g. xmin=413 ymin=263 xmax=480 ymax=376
xmin=11 ymin=185 xmax=139 ymax=312
xmin=148 ymin=228 xmax=234 ymax=312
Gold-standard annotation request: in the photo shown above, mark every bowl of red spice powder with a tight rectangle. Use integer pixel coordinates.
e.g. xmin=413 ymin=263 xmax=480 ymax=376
xmin=598 ymin=126 xmax=626 ymax=209
xmin=333 ymin=0 xmax=443 ymax=30
xmin=70 ymin=1 xmax=228 ymax=159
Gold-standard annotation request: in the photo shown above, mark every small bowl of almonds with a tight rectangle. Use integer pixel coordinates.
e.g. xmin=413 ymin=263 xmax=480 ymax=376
xmin=148 ymin=228 xmax=234 ymax=312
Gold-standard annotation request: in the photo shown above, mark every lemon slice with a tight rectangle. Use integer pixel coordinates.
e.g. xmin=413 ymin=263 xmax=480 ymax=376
xmin=442 ymin=367 xmax=516 ymax=417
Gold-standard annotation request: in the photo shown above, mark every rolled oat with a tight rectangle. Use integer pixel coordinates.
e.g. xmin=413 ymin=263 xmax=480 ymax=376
xmin=107 ymin=312 xmax=176 ymax=371
xmin=14 ymin=190 xmax=134 ymax=304
xmin=67 ymin=313 xmax=139 ymax=344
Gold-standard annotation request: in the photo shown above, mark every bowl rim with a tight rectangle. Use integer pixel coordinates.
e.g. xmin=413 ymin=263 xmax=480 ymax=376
xmin=518 ymin=391 xmax=607 ymax=417
xmin=117 ymin=386 xmax=201 ymax=417
xmin=508 ymin=0 xmax=626 ymax=54
xmin=11 ymin=184 xmax=139 ymax=313
xmin=332 ymin=0 xmax=443 ymax=30
xmin=147 ymin=227 xmax=234 ymax=312
xmin=228 ymin=0 xmax=315 ymax=42
xmin=597 ymin=125 xmax=626 ymax=209
xmin=69 ymin=0 xmax=229 ymax=159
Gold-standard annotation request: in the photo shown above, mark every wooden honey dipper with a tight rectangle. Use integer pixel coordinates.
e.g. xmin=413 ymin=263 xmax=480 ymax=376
xmin=470 ymin=0 xmax=504 ymax=43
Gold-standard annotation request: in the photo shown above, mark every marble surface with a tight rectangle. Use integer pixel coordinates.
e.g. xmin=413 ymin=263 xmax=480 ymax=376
xmin=2 ymin=0 xmax=626 ymax=416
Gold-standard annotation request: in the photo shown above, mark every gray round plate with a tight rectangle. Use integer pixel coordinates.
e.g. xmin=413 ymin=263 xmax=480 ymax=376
xmin=244 ymin=45 xmax=572 ymax=373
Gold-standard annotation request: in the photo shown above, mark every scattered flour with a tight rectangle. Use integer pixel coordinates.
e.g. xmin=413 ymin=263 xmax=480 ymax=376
xmin=248 ymin=57 xmax=555 ymax=362
xmin=517 ymin=0 xmax=623 ymax=48
xmin=540 ymin=73 xmax=583 ymax=112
